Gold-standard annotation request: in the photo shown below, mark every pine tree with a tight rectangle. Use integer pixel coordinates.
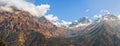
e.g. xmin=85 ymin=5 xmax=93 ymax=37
xmin=0 ymin=34 xmax=6 ymax=46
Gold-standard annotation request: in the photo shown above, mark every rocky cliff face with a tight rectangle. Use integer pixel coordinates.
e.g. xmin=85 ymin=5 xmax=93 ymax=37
xmin=0 ymin=7 xmax=70 ymax=46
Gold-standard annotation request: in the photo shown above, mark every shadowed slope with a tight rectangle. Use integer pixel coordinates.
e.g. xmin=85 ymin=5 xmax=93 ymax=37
xmin=72 ymin=15 xmax=120 ymax=46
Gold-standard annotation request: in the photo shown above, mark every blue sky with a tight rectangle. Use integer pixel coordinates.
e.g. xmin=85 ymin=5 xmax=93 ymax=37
xmin=27 ymin=0 xmax=120 ymax=21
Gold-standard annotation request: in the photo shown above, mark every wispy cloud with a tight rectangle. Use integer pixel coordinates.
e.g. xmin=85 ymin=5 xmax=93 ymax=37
xmin=85 ymin=9 xmax=90 ymax=12
xmin=100 ymin=9 xmax=110 ymax=14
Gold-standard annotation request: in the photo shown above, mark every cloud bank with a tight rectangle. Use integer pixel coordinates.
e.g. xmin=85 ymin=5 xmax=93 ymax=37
xmin=45 ymin=14 xmax=58 ymax=22
xmin=0 ymin=0 xmax=50 ymax=17
xmin=0 ymin=0 xmax=72 ymax=28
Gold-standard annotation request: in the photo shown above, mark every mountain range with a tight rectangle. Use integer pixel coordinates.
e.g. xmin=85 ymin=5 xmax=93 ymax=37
xmin=0 ymin=7 xmax=72 ymax=46
xmin=1 ymin=7 xmax=120 ymax=46
xmin=48 ymin=14 xmax=120 ymax=46
xmin=0 ymin=2 xmax=120 ymax=46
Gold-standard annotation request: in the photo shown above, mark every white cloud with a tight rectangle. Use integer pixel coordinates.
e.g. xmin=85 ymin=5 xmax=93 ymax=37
xmin=45 ymin=14 xmax=58 ymax=22
xmin=0 ymin=0 xmax=50 ymax=17
xmin=85 ymin=9 xmax=90 ymax=12
xmin=118 ymin=15 xmax=120 ymax=19
xmin=100 ymin=9 xmax=110 ymax=14
xmin=61 ymin=20 xmax=72 ymax=27
xmin=116 ymin=14 xmax=120 ymax=19
xmin=94 ymin=14 xmax=102 ymax=19
xmin=54 ymin=20 xmax=72 ymax=28
xmin=45 ymin=14 xmax=72 ymax=28
xmin=0 ymin=0 xmax=72 ymax=28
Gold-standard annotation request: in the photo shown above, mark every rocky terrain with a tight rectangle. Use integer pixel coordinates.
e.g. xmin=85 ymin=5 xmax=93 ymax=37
xmin=0 ymin=1 xmax=120 ymax=46
xmin=48 ymin=14 xmax=120 ymax=46
xmin=0 ymin=7 xmax=70 ymax=46
xmin=1 ymin=7 xmax=120 ymax=46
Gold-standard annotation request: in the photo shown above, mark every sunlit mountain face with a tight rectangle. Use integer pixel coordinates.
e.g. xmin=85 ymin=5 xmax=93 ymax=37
xmin=0 ymin=7 xmax=72 ymax=46
xmin=74 ymin=14 xmax=120 ymax=46
xmin=48 ymin=14 xmax=120 ymax=46
xmin=0 ymin=0 xmax=120 ymax=46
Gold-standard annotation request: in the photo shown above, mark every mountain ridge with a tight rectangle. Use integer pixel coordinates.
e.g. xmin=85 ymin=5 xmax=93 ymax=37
xmin=0 ymin=7 xmax=71 ymax=46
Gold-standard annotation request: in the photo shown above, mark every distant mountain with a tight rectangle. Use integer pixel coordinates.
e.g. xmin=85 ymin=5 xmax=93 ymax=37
xmin=95 ymin=14 xmax=119 ymax=22
xmin=69 ymin=16 xmax=92 ymax=28
xmin=72 ymin=14 xmax=120 ymax=37
xmin=48 ymin=14 xmax=120 ymax=46
xmin=54 ymin=16 xmax=92 ymax=29
xmin=62 ymin=14 xmax=118 ymax=29
xmin=49 ymin=16 xmax=92 ymax=29
xmin=72 ymin=14 xmax=120 ymax=46
xmin=66 ymin=17 xmax=92 ymax=35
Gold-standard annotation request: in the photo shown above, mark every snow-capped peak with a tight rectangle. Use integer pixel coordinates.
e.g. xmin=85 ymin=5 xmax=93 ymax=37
xmin=95 ymin=14 xmax=120 ymax=22
xmin=69 ymin=16 xmax=92 ymax=28
xmin=77 ymin=16 xmax=91 ymax=24
xmin=102 ymin=14 xmax=119 ymax=20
